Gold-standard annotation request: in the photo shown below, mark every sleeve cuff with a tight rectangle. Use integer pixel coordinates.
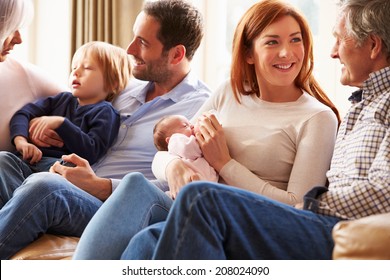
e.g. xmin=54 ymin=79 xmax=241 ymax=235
xmin=303 ymin=186 xmax=328 ymax=212
xmin=111 ymin=179 xmax=121 ymax=192
xmin=152 ymin=151 xmax=180 ymax=181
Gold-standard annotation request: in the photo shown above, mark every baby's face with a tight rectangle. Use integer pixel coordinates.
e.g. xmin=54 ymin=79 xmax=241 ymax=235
xmin=168 ymin=116 xmax=194 ymax=137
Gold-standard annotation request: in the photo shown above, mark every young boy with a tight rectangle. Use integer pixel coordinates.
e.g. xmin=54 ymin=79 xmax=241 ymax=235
xmin=10 ymin=41 xmax=131 ymax=171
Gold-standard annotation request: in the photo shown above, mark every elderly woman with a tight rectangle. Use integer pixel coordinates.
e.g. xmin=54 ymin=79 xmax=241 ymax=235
xmin=0 ymin=0 xmax=66 ymax=151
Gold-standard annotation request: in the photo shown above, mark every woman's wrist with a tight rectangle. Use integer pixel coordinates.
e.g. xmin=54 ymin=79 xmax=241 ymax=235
xmin=212 ymin=157 xmax=232 ymax=173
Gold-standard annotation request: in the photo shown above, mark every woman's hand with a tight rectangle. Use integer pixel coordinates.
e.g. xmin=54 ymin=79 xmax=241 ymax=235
xmin=196 ymin=112 xmax=231 ymax=172
xmin=50 ymin=153 xmax=111 ymax=201
xmin=29 ymin=116 xmax=64 ymax=148
xmin=295 ymin=202 xmax=304 ymax=209
xmin=166 ymin=159 xmax=200 ymax=199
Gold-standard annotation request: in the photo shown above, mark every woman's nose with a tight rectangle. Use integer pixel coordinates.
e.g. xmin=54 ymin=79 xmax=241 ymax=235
xmin=279 ymin=45 xmax=290 ymax=58
xmin=12 ymin=30 xmax=23 ymax=45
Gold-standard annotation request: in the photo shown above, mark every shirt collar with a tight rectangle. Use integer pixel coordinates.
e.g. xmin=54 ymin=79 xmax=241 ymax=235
xmin=362 ymin=66 xmax=390 ymax=100
xmin=129 ymin=71 xmax=207 ymax=104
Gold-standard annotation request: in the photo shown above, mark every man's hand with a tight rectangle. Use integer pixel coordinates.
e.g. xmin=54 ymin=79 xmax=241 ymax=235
xmin=29 ymin=117 xmax=64 ymax=148
xmin=50 ymin=154 xmax=111 ymax=201
xmin=166 ymin=159 xmax=200 ymax=199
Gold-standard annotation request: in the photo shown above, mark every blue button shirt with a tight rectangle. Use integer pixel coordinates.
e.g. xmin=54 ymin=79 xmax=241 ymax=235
xmin=91 ymin=72 xmax=210 ymax=192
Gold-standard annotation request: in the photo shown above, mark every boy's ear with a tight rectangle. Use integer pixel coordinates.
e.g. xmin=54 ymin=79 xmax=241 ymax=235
xmin=165 ymin=136 xmax=171 ymax=145
xmin=170 ymin=45 xmax=186 ymax=65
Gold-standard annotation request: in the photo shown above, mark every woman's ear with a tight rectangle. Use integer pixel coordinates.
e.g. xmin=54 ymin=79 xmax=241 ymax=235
xmin=245 ymin=47 xmax=254 ymax=64
xmin=170 ymin=45 xmax=186 ymax=65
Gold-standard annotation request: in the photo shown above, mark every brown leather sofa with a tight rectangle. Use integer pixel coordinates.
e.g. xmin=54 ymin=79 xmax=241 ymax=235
xmin=332 ymin=212 xmax=390 ymax=259
xmin=10 ymin=212 xmax=390 ymax=260
xmin=10 ymin=234 xmax=79 ymax=260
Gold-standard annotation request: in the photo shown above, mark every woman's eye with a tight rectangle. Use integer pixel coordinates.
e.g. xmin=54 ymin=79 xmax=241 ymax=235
xmin=291 ymin=37 xmax=302 ymax=43
xmin=266 ymin=40 xmax=278 ymax=46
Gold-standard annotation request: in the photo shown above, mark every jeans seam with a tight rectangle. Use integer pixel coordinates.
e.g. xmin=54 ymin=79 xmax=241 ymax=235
xmin=140 ymin=202 xmax=171 ymax=230
xmin=0 ymin=186 xmax=95 ymax=252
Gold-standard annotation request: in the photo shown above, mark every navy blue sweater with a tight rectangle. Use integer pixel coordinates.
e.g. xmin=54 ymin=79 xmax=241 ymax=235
xmin=10 ymin=92 xmax=120 ymax=165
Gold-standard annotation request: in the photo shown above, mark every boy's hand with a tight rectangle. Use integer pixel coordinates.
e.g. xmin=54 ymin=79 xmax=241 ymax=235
xmin=29 ymin=116 xmax=64 ymax=148
xmin=14 ymin=136 xmax=42 ymax=164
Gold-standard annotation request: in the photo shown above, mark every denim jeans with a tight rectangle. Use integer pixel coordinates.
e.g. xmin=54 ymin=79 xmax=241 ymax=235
xmin=0 ymin=152 xmax=59 ymax=208
xmin=125 ymin=182 xmax=342 ymax=260
xmin=73 ymin=172 xmax=173 ymax=260
xmin=0 ymin=152 xmax=102 ymax=259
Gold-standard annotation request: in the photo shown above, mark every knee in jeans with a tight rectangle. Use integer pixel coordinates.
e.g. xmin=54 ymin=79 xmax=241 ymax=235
xmin=176 ymin=181 xmax=220 ymax=203
xmin=0 ymin=151 xmax=20 ymax=168
xmin=121 ymin=172 xmax=148 ymax=190
xmin=19 ymin=172 xmax=65 ymax=194
xmin=122 ymin=172 xmax=145 ymax=182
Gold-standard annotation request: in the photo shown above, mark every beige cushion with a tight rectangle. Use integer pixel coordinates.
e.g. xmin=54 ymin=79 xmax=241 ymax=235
xmin=10 ymin=234 xmax=79 ymax=260
xmin=332 ymin=213 xmax=390 ymax=259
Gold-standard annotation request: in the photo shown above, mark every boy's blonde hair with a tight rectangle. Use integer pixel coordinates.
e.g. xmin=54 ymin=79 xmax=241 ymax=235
xmin=73 ymin=41 xmax=132 ymax=101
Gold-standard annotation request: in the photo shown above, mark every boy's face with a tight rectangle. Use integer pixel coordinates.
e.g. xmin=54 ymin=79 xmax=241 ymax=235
xmin=69 ymin=52 xmax=106 ymax=105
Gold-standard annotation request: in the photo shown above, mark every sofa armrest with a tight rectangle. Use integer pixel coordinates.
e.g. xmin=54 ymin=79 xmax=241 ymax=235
xmin=332 ymin=213 xmax=390 ymax=259
xmin=10 ymin=234 xmax=79 ymax=260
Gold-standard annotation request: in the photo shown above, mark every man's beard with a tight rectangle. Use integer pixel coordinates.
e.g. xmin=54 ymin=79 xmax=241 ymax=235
xmin=133 ymin=54 xmax=172 ymax=83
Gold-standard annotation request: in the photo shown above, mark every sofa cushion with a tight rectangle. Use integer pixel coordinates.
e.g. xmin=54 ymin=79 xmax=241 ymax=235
xmin=10 ymin=234 xmax=79 ymax=260
xmin=332 ymin=213 xmax=390 ymax=259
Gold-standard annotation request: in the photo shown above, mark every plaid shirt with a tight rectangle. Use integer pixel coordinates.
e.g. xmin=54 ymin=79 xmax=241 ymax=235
xmin=308 ymin=67 xmax=390 ymax=220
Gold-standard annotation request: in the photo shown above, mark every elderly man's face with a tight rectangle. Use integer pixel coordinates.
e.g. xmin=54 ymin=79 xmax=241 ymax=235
xmin=330 ymin=14 xmax=374 ymax=88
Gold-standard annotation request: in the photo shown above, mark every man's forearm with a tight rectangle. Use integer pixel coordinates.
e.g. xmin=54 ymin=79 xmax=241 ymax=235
xmin=89 ymin=177 xmax=112 ymax=201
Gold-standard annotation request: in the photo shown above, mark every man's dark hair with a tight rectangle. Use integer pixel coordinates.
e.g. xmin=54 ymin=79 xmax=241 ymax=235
xmin=144 ymin=0 xmax=203 ymax=61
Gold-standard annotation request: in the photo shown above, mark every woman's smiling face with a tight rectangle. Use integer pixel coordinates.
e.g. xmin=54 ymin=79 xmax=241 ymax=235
xmin=246 ymin=15 xmax=304 ymax=90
